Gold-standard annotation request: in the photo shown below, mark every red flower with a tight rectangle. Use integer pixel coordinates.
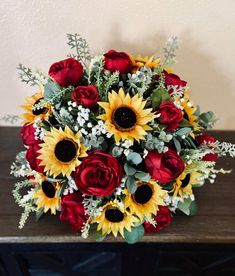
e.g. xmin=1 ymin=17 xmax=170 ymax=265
xmin=144 ymin=206 xmax=172 ymax=233
xmin=74 ymin=151 xmax=123 ymax=197
xmin=163 ymin=70 xmax=187 ymax=94
xmin=196 ymin=134 xmax=219 ymax=161
xmin=26 ymin=143 xmax=44 ymax=173
xmin=60 ymin=192 xmax=88 ymax=232
xmin=104 ymin=50 xmax=132 ymax=74
xmin=72 ymin=85 xmax=99 ymax=109
xmin=20 ymin=123 xmax=39 ymax=146
xmin=145 ymin=149 xmax=185 ymax=183
xmin=155 ymin=101 xmax=183 ymax=131
xmin=48 ymin=58 xmax=83 ymax=87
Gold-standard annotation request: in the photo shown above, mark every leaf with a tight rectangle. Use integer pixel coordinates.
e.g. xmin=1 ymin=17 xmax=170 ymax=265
xmin=124 ymin=224 xmax=145 ymax=244
xmin=126 ymin=176 xmax=137 ymax=194
xmin=173 ymin=138 xmax=181 ymax=153
xmin=89 ymin=224 xmax=106 ymax=242
xmin=135 ymin=172 xmax=151 ymax=181
xmin=127 ymin=152 xmax=142 ymax=165
xmin=175 ymin=127 xmax=192 ymax=137
xmin=44 ymin=81 xmax=61 ymax=102
xmin=151 ymin=87 xmax=171 ymax=109
xmin=124 ymin=164 xmax=136 ymax=176
xmin=177 ymin=198 xmax=198 ymax=216
xmin=178 ymin=118 xmax=192 ymax=127
xmin=35 ymin=208 xmax=44 ymax=222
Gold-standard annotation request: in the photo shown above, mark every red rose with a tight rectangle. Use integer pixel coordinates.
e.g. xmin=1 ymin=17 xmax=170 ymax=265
xmin=74 ymin=151 xmax=123 ymax=197
xmin=20 ymin=123 xmax=39 ymax=146
xmin=144 ymin=206 xmax=172 ymax=233
xmin=104 ymin=50 xmax=132 ymax=74
xmin=26 ymin=143 xmax=44 ymax=173
xmin=72 ymin=85 xmax=99 ymax=109
xmin=60 ymin=192 xmax=88 ymax=232
xmin=196 ymin=134 xmax=219 ymax=161
xmin=48 ymin=58 xmax=83 ymax=87
xmin=163 ymin=71 xmax=187 ymax=94
xmin=145 ymin=149 xmax=185 ymax=183
xmin=156 ymin=101 xmax=183 ymax=131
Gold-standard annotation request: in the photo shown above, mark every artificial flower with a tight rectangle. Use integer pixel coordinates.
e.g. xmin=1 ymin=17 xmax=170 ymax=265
xmin=72 ymin=85 xmax=99 ymax=109
xmin=48 ymin=57 xmax=83 ymax=87
xmin=74 ymin=151 xmax=123 ymax=197
xmin=38 ymin=126 xmax=87 ymax=177
xmin=98 ymin=88 xmax=154 ymax=142
xmin=104 ymin=50 xmax=132 ymax=74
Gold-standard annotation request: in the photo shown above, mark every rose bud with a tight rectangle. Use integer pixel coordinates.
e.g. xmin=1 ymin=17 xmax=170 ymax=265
xmin=104 ymin=50 xmax=132 ymax=74
xmin=145 ymin=149 xmax=185 ymax=183
xmin=60 ymin=192 xmax=88 ymax=232
xmin=74 ymin=151 xmax=123 ymax=197
xmin=155 ymin=101 xmax=183 ymax=131
xmin=48 ymin=58 xmax=83 ymax=87
xmin=144 ymin=206 xmax=172 ymax=233
xmin=72 ymin=85 xmax=99 ymax=109
xmin=196 ymin=134 xmax=219 ymax=161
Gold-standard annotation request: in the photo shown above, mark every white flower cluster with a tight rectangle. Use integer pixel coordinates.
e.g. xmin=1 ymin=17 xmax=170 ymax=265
xmin=114 ymin=177 xmax=126 ymax=196
xmin=63 ymin=176 xmax=78 ymax=195
xmin=73 ymin=105 xmax=90 ymax=131
xmin=116 ymin=139 xmax=134 ymax=156
xmin=33 ymin=118 xmax=45 ymax=141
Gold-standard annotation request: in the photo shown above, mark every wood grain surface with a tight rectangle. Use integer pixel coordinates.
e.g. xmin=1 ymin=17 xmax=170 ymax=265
xmin=0 ymin=127 xmax=234 ymax=244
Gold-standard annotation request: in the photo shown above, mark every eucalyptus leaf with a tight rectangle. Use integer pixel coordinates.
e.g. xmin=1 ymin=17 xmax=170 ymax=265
xmin=124 ymin=164 xmax=137 ymax=176
xmin=126 ymin=176 xmax=137 ymax=194
xmin=173 ymin=138 xmax=181 ymax=153
xmin=175 ymin=127 xmax=192 ymax=137
xmin=124 ymin=224 xmax=145 ymax=244
xmin=135 ymin=172 xmax=151 ymax=181
xmin=127 ymin=152 xmax=142 ymax=165
xmin=177 ymin=198 xmax=198 ymax=216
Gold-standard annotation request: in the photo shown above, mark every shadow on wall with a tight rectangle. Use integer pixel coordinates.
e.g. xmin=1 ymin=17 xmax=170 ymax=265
xmin=105 ymin=26 xmax=235 ymax=130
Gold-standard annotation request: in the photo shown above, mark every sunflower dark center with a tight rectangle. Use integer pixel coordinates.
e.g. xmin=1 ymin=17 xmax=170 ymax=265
xmin=133 ymin=184 xmax=153 ymax=204
xmin=32 ymin=98 xmax=48 ymax=115
xmin=181 ymin=174 xmax=191 ymax=188
xmin=113 ymin=106 xmax=137 ymax=129
xmin=105 ymin=208 xmax=124 ymax=223
xmin=54 ymin=139 xmax=78 ymax=163
xmin=42 ymin=181 xmax=56 ymax=198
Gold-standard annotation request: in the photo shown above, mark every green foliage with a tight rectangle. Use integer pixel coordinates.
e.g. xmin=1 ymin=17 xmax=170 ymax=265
xmin=151 ymin=87 xmax=172 ymax=109
xmin=124 ymin=164 xmax=137 ymax=176
xmin=126 ymin=152 xmax=142 ymax=165
xmin=17 ymin=64 xmax=47 ymax=86
xmin=163 ymin=36 xmax=179 ymax=67
xmin=124 ymin=224 xmax=145 ymax=244
xmin=89 ymin=224 xmax=106 ymax=242
xmin=177 ymin=198 xmax=198 ymax=216
xmin=125 ymin=176 xmax=137 ymax=194
xmin=199 ymin=111 xmax=217 ymax=129
xmin=135 ymin=172 xmax=151 ymax=181
xmin=0 ymin=114 xmax=19 ymax=125
xmin=67 ymin=33 xmax=91 ymax=67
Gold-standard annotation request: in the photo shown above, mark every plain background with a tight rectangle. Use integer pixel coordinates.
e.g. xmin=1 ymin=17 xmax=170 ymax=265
xmin=0 ymin=0 xmax=235 ymax=129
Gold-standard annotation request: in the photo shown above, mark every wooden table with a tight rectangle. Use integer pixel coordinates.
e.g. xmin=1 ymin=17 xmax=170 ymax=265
xmin=0 ymin=127 xmax=235 ymax=275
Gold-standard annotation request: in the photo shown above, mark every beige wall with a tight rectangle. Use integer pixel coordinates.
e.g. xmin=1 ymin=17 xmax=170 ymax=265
xmin=1 ymin=0 xmax=235 ymax=129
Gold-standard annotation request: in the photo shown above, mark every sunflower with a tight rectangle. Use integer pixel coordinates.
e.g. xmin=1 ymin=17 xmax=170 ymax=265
xmin=124 ymin=180 xmax=167 ymax=221
xmin=92 ymin=199 xmax=139 ymax=237
xmin=129 ymin=54 xmax=160 ymax=73
xmin=171 ymin=168 xmax=202 ymax=198
xmin=98 ymin=88 xmax=154 ymax=143
xmin=21 ymin=86 xmax=51 ymax=124
xmin=179 ymin=91 xmax=200 ymax=132
xmin=38 ymin=126 xmax=87 ymax=177
xmin=32 ymin=180 xmax=61 ymax=215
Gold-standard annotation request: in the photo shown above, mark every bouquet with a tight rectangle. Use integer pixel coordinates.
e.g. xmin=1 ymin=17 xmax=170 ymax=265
xmin=11 ymin=34 xmax=235 ymax=243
